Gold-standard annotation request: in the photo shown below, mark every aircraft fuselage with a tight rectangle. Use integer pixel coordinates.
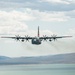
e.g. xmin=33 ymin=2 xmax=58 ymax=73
xmin=31 ymin=37 xmax=41 ymax=45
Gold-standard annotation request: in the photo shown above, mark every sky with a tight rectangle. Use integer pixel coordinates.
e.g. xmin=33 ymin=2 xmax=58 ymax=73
xmin=0 ymin=0 xmax=75 ymax=57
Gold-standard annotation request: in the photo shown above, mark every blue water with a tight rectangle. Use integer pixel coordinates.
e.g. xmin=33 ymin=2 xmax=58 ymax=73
xmin=0 ymin=64 xmax=75 ymax=75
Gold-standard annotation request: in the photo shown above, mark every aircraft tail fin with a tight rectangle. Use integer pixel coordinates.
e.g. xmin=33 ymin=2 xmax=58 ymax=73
xmin=38 ymin=26 xmax=40 ymax=37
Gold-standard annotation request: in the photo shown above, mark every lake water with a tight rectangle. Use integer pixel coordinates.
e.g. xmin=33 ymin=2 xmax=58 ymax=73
xmin=0 ymin=64 xmax=75 ymax=75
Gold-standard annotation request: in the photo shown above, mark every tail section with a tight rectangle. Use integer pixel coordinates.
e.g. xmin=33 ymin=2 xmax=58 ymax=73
xmin=38 ymin=26 xmax=40 ymax=37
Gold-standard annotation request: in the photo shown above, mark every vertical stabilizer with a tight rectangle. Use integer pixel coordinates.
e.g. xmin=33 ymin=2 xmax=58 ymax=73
xmin=38 ymin=26 xmax=40 ymax=37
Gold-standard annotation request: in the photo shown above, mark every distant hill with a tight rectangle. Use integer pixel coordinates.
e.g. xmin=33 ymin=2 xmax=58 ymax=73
xmin=0 ymin=53 xmax=75 ymax=65
xmin=0 ymin=56 xmax=10 ymax=60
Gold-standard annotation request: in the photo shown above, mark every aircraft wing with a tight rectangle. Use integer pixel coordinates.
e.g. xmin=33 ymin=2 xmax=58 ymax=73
xmin=1 ymin=36 xmax=34 ymax=41
xmin=1 ymin=35 xmax=72 ymax=42
xmin=39 ymin=35 xmax=72 ymax=41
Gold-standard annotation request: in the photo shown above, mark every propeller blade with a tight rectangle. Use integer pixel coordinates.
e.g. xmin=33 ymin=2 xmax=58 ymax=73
xmin=25 ymin=35 xmax=29 ymax=42
xmin=15 ymin=35 xmax=20 ymax=41
xmin=51 ymin=34 xmax=57 ymax=41
xmin=43 ymin=35 xmax=47 ymax=41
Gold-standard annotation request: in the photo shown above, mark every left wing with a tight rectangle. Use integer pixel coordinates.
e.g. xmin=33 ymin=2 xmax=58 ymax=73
xmin=1 ymin=35 xmax=35 ymax=41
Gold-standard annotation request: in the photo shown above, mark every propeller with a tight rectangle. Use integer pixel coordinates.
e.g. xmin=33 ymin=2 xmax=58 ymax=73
xmin=25 ymin=35 xmax=29 ymax=42
xmin=43 ymin=35 xmax=47 ymax=41
xmin=15 ymin=35 xmax=20 ymax=41
xmin=51 ymin=34 xmax=57 ymax=41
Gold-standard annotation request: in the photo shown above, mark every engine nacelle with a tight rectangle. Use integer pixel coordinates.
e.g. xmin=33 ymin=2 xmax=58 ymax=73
xmin=21 ymin=39 xmax=24 ymax=42
xmin=49 ymin=39 xmax=52 ymax=42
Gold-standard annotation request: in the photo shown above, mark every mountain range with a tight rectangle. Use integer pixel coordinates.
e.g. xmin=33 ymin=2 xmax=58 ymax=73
xmin=0 ymin=53 xmax=75 ymax=65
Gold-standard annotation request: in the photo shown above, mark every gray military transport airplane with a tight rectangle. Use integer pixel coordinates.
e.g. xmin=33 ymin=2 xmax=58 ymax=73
xmin=1 ymin=26 xmax=72 ymax=45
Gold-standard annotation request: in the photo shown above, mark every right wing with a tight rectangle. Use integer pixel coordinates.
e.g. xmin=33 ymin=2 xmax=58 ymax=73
xmin=39 ymin=35 xmax=72 ymax=41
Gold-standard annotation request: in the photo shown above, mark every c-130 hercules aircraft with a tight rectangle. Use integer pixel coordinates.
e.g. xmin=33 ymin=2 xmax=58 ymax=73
xmin=1 ymin=26 xmax=72 ymax=45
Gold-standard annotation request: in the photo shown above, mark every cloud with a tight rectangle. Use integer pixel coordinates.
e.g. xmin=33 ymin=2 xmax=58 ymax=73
xmin=0 ymin=8 xmax=71 ymax=35
xmin=0 ymin=10 xmax=35 ymax=21
xmin=0 ymin=9 xmax=36 ymax=34
xmin=0 ymin=0 xmax=75 ymax=11
xmin=40 ymin=0 xmax=71 ymax=4
xmin=22 ymin=8 xmax=70 ymax=22
xmin=0 ymin=21 xmax=28 ymax=35
xmin=68 ymin=28 xmax=75 ymax=36
xmin=0 ymin=9 xmax=32 ymax=34
xmin=0 ymin=8 xmax=75 ymax=35
xmin=34 ymin=10 xmax=69 ymax=21
xmin=0 ymin=8 xmax=70 ymax=22
xmin=65 ymin=10 xmax=75 ymax=18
